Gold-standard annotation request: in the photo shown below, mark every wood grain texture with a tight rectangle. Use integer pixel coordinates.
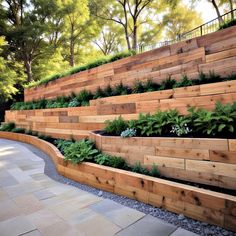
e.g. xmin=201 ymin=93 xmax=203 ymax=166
xmin=24 ymin=26 xmax=236 ymax=102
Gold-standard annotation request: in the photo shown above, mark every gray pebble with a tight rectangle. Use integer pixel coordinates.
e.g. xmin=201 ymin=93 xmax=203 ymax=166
xmin=98 ymin=190 xmax=103 ymax=197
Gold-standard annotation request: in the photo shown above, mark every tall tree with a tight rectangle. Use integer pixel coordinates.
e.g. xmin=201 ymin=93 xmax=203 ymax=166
xmin=93 ymin=24 xmax=124 ymax=55
xmin=163 ymin=4 xmax=203 ymax=40
xmin=91 ymin=0 xmax=155 ymax=51
xmin=0 ymin=36 xmax=20 ymax=99
xmin=0 ymin=0 xmax=60 ymax=82
xmin=61 ymin=0 xmax=91 ymax=67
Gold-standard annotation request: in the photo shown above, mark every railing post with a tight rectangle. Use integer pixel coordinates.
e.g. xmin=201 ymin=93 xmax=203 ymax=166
xmin=200 ymin=25 xmax=203 ymax=36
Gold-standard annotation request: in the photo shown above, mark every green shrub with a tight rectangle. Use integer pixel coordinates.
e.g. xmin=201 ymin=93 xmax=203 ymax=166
xmin=159 ymin=76 xmax=176 ymax=90
xmin=188 ymin=102 xmax=236 ymax=136
xmin=105 ymin=116 xmax=128 ymax=135
xmin=37 ymin=134 xmax=54 ymax=142
xmin=113 ymin=83 xmax=131 ymax=96
xmin=107 ymin=156 xmax=128 ymax=169
xmin=174 ymin=75 xmax=193 ymax=88
xmin=54 ymin=139 xmax=74 ymax=153
xmin=11 ymin=127 xmax=25 ymax=133
xmin=131 ymin=162 xmax=149 ymax=175
xmin=219 ymin=18 xmax=236 ymax=30
xmin=143 ymin=79 xmax=160 ymax=92
xmin=0 ymin=122 xmax=15 ymax=131
xmin=149 ymin=164 xmax=160 ymax=177
xmin=132 ymin=110 xmax=179 ymax=136
xmin=95 ymin=154 xmax=128 ymax=169
xmin=25 ymin=130 xmax=33 ymax=135
xmin=103 ymin=85 xmax=114 ymax=97
xmin=93 ymin=87 xmax=105 ymax=99
xmin=132 ymin=80 xmax=145 ymax=93
xmin=64 ymin=139 xmax=99 ymax=164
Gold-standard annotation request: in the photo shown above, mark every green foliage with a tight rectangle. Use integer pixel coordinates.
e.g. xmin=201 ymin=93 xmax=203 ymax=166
xmin=105 ymin=116 xmax=128 ymax=135
xmin=105 ymin=102 xmax=236 ymax=138
xmin=95 ymin=154 xmax=128 ymax=169
xmin=188 ymin=102 xmax=236 ymax=136
xmin=132 ymin=80 xmax=145 ymax=93
xmin=174 ymin=75 xmax=193 ymax=88
xmin=219 ymin=18 xmax=236 ymax=30
xmin=131 ymin=110 xmax=179 ymax=136
xmin=0 ymin=122 xmax=15 ymax=131
xmin=131 ymin=162 xmax=149 ymax=175
xmin=143 ymin=79 xmax=160 ymax=92
xmin=54 ymin=139 xmax=74 ymax=154
xmin=159 ymin=76 xmax=176 ymax=90
xmin=64 ymin=139 xmax=99 ymax=164
xmin=149 ymin=164 xmax=160 ymax=177
xmin=113 ymin=83 xmax=131 ymax=96
xmin=11 ymin=127 xmax=25 ymax=133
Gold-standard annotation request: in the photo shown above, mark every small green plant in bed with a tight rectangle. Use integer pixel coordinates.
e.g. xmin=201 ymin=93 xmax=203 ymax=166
xmin=105 ymin=116 xmax=128 ymax=135
xmin=11 ymin=127 xmax=26 ymax=133
xmin=104 ymin=102 xmax=236 ymax=138
xmin=63 ymin=139 xmax=99 ymax=164
xmin=95 ymin=154 xmax=128 ymax=169
xmin=54 ymin=139 xmax=75 ymax=154
xmin=0 ymin=122 xmax=15 ymax=131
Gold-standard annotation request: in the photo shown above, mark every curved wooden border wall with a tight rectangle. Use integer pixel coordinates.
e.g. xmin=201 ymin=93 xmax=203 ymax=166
xmin=0 ymin=131 xmax=235 ymax=231
xmin=89 ymin=132 xmax=236 ymax=190
xmin=24 ymin=26 xmax=236 ymax=102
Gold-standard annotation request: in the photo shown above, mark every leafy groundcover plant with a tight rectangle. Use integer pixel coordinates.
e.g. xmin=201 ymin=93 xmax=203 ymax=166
xmin=11 ymin=72 xmax=236 ymax=111
xmin=105 ymin=102 xmax=236 ymax=138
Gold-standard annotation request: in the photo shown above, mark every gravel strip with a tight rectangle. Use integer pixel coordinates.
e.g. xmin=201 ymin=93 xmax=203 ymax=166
xmin=19 ymin=141 xmax=235 ymax=236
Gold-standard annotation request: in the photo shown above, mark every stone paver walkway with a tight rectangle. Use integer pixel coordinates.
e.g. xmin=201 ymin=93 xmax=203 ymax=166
xmin=0 ymin=139 xmax=198 ymax=236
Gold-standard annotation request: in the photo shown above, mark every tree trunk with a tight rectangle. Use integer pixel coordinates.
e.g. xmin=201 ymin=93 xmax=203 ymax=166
xmin=124 ymin=26 xmax=131 ymax=50
xmin=24 ymin=60 xmax=33 ymax=83
xmin=132 ymin=23 xmax=137 ymax=51
xmin=70 ymin=38 xmax=75 ymax=67
xmin=70 ymin=23 xmax=75 ymax=67
xmin=229 ymin=0 xmax=234 ymax=19
xmin=211 ymin=0 xmax=224 ymax=24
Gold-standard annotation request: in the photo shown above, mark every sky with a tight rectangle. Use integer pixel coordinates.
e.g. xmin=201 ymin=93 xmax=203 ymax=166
xmin=195 ymin=0 xmax=219 ymax=22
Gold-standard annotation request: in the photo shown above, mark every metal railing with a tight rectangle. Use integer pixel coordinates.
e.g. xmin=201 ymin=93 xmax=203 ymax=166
xmin=138 ymin=8 xmax=236 ymax=53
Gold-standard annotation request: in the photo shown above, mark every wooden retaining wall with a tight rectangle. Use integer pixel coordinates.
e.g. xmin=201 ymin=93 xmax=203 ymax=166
xmin=5 ymin=80 xmax=236 ymax=140
xmin=89 ymin=132 xmax=236 ymax=190
xmin=0 ymin=131 xmax=235 ymax=232
xmin=24 ymin=26 xmax=236 ymax=102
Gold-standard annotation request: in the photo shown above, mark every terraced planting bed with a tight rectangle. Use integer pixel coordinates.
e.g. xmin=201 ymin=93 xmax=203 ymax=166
xmin=0 ymin=131 xmax=235 ymax=232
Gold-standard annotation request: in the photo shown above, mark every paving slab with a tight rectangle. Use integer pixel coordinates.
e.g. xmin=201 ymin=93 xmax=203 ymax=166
xmin=0 ymin=215 xmax=36 ymax=236
xmin=0 ymin=138 xmax=200 ymax=236
xmin=116 ymin=214 xmax=177 ymax=236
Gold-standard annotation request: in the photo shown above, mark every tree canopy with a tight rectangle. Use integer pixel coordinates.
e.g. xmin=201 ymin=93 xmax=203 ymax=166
xmin=0 ymin=0 xmax=233 ymax=105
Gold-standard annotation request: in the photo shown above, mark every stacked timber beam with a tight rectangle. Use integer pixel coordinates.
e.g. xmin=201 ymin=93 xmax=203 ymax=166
xmin=5 ymin=80 xmax=236 ymax=140
xmin=90 ymin=132 xmax=236 ymax=190
xmin=24 ymin=25 xmax=236 ymax=102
